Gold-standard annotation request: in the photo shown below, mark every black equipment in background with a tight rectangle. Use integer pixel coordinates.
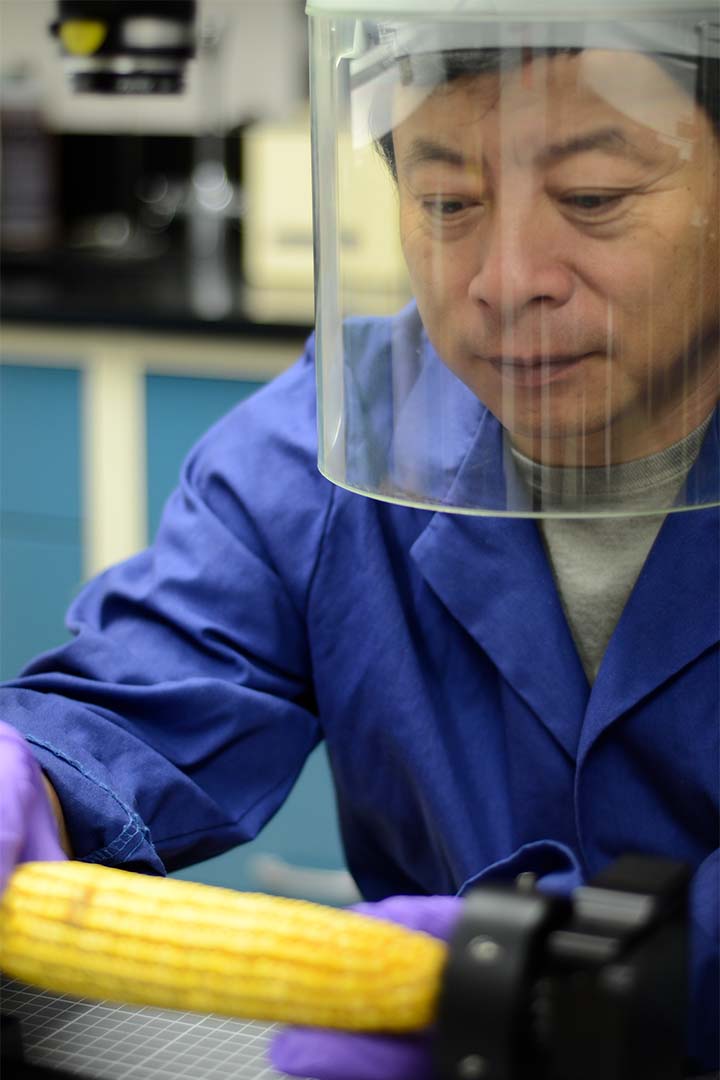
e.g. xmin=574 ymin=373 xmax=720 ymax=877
xmin=49 ymin=1 xmax=196 ymax=94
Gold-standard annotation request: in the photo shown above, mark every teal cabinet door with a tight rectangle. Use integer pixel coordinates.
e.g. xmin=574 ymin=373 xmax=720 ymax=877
xmin=0 ymin=364 xmax=82 ymax=680
xmin=146 ymin=373 xmax=353 ymax=901
xmin=146 ymin=374 xmax=266 ymax=539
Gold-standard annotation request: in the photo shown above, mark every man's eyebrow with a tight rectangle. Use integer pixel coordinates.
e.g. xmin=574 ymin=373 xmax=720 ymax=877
xmin=399 ymin=128 xmax=659 ymax=175
xmin=538 ymin=127 xmax=659 ymax=167
xmin=400 ymin=138 xmax=469 ymax=174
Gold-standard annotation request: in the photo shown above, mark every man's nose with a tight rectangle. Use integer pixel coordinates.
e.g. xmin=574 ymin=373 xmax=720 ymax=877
xmin=467 ymin=202 xmax=576 ymax=319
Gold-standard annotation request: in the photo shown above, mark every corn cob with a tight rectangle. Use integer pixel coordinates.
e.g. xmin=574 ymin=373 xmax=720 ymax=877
xmin=0 ymin=861 xmax=446 ymax=1032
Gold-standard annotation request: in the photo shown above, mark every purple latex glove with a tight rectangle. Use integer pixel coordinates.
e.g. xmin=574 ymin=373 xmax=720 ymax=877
xmin=270 ymin=894 xmax=463 ymax=1080
xmin=0 ymin=721 xmax=67 ymax=894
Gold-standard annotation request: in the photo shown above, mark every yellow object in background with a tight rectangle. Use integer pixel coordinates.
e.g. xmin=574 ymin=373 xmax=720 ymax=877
xmin=0 ymin=861 xmax=446 ymax=1031
xmin=59 ymin=20 xmax=108 ymax=57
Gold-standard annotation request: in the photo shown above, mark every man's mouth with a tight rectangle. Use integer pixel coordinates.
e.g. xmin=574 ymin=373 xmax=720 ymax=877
xmin=485 ymin=352 xmax=592 ymax=387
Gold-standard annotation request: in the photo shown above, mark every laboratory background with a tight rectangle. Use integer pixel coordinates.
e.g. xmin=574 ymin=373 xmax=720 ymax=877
xmin=0 ymin=0 xmax=398 ymax=905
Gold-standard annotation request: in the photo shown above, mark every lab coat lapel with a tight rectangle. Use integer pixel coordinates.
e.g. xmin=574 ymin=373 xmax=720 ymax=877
xmin=411 ymin=509 xmax=588 ymax=760
xmin=580 ymin=501 xmax=720 ymax=753
xmin=398 ymin=338 xmax=718 ymax=760
xmin=402 ymin=373 xmax=588 ymax=759
xmin=581 ymin=417 xmax=720 ymax=751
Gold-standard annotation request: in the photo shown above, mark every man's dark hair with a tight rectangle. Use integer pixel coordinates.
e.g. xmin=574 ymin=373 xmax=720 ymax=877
xmin=376 ymin=46 xmax=720 ymax=180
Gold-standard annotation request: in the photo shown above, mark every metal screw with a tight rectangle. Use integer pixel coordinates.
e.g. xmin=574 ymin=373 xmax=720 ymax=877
xmin=457 ymin=1054 xmax=488 ymax=1079
xmin=467 ymin=935 xmax=503 ymax=963
xmin=515 ymin=871 xmax=538 ymax=893
xmin=602 ymin=964 xmax=635 ymax=995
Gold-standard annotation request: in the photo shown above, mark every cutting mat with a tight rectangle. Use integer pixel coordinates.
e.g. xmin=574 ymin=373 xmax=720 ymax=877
xmin=1 ymin=977 xmax=284 ymax=1080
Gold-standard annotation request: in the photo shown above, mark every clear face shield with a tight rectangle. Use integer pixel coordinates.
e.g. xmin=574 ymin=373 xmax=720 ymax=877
xmin=308 ymin=4 xmax=720 ymax=516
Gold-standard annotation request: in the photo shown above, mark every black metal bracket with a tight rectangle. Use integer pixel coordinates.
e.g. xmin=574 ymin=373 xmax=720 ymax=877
xmin=434 ymin=854 xmax=691 ymax=1080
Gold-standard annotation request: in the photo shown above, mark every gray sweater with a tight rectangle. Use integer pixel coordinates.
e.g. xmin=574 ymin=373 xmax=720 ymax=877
xmin=512 ymin=421 xmax=710 ymax=681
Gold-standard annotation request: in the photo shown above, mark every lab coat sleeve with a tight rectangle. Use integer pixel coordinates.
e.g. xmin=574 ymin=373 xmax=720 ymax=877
xmin=0 ymin=341 xmax=333 ymax=875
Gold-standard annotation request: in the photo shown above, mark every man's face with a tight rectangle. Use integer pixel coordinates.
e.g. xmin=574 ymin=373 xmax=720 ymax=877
xmin=393 ymin=50 xmax=720 ymax=464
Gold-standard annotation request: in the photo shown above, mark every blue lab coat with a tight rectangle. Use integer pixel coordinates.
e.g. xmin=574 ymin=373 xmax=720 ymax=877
xmin=4 ymin=308 xmax=718 ymax=1069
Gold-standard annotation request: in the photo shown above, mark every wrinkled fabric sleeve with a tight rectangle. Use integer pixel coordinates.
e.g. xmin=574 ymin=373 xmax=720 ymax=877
xmin=1 ymin=340 xmax=333 ymax=875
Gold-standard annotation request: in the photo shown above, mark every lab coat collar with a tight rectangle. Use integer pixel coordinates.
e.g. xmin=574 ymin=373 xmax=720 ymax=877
xmin=411 ymin=508 xmax=589 ymax=760
xmin=410 ymin=396 xmax=720 ymax=759
xmin=580 ymin=413 xmax=720 ymax=750
xmin=387 ymin=321 xmax=532 ymax=513
xmin=404 ymin=351 xmax=587 ymax=758
xmin=580 ymin=499 xmax=720 ymax=754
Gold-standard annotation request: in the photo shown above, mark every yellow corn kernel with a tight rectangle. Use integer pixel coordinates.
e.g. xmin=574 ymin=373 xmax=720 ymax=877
xmin=0 ymin=861 xmax=446 ymax=1032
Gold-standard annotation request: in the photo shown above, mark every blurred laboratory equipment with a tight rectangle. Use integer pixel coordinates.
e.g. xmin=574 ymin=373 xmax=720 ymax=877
xmin=0 ymin=65 xmax=59 ymax=254
xmin=49 ymin=0 xmax=197 ymax=95
xmin=243 ymin=110 xmax=411 ymax=321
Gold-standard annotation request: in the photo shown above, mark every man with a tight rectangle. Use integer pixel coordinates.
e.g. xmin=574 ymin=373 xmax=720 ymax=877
xmin=1 ymin=4 xmax=718 ymax=1077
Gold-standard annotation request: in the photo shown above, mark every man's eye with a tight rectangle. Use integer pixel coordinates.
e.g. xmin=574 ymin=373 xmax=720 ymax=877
xmin=561 ymin=192 xmax=625 ymax=215
xmin=422 ymin=197 xmax=471 ymax=218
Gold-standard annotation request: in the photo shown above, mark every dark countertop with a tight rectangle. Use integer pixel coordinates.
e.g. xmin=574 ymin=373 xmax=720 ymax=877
xmin=1 ymin=249 xmax=314 ymax=340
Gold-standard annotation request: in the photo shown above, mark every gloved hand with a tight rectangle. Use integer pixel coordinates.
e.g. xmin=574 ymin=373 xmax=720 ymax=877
xmin=0 ymin=721 xmax=67 ymax=894
xmin=270 ymin=894 xmax=463 ymax=1080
